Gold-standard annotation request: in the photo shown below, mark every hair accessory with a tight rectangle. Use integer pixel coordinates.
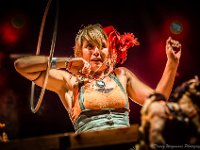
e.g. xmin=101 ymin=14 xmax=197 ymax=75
xmin=103 ymin=25 xmax=140 ymax=65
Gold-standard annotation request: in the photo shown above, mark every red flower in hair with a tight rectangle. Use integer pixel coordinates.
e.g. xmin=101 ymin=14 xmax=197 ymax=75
xmin=103 ymin=25 xmax=140 ymax=65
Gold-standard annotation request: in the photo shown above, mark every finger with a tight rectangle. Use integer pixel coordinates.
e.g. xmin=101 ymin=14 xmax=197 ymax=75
xmin=82 ymin=66 xmax=91 ymax=75
xmin=66 ymin=61 xmax=73 ymax=71
xmin=169 ymin=38 xmax=181 ymax=47
xmin=81 ymin=69 xmax=88 ymax=74
xmin=82 ymin=61 xmax=90 ymax=71
xmin=166 ymin=43 xmax=173 ymax=51
xmin=171 ymin=43 xmax=181 ymax=48
xmin=166 ymin=36 xmax=172 ymax=44
xmin=78 ymin=69 xmax=90 ymax=78
xmin=78 ymin=70 xmax=83 ymax=75
xmin=169 ymin=38 xmax=177 ymax=43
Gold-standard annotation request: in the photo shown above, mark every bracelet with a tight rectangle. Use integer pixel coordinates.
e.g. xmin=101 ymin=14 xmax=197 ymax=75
xmin=51 ymin=57 xmax=57 ymax=69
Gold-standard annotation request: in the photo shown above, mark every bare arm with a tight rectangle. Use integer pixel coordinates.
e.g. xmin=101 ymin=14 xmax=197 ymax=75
xmin=14 ymin=55 xmax=91 ymax=93
xmin=125 ymin=37 xmax=181 ymax=105
xmin=155 ymin=37 xmax=181 ymax=100
xmin=14 ymin=55 xmax=72 ymax=93
xmin=124 ymin=67 xmax=154 ymax=105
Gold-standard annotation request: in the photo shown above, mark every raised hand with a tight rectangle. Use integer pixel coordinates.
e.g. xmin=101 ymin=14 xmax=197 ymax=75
xmin=66 ymin=57 xmax=91 ymax=77
xmin=166 ymin=36 xmax=182 ymax=63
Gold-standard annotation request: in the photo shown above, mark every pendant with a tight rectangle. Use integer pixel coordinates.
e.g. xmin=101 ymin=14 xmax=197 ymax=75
xmin=96 ymin=80 xmax=105 ymax=88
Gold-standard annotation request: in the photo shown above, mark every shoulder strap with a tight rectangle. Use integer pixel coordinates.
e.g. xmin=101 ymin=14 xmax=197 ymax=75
xmin=78 ymin=80 xmax=85 ymax=110
xmin=109 ymin=73 xmax=129 ymax=109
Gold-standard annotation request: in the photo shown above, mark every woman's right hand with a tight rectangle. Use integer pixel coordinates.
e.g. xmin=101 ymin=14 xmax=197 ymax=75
xmin=166 ymin=36 xmax=182 ymax=64
xmin=66 ymin=57 xmax=91 ymax=77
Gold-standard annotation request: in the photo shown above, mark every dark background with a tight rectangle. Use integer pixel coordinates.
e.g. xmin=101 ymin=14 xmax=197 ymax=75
xmin=0 ymin=0 xmax=199 ymax=140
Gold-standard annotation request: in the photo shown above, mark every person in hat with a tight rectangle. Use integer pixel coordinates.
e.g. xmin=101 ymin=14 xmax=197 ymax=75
xmin=14 ymin=24 xmax=181 ymax=133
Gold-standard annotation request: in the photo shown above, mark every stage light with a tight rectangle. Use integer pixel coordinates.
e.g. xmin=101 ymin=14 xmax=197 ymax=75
xmin=0 ymin=13 xmax=28 ymax=45
xmin=0 ymin=22 xmax=19 ymax=44
xmin=163 ymin=16 xmax=189 ymax=40
xmin=170 ymin=21 xmax=183 ymax=35
xmin=11 ymin=15 xmax=25 ymax=29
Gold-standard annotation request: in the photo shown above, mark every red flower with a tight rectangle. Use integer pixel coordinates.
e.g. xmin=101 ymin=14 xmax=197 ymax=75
xmin=120 ymin=33 xmax=140 ymax=51
xmin=103 ymin=25 xmax=140 ymax=65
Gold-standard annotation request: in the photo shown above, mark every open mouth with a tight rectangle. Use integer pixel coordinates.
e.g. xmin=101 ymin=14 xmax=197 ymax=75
xmin=91 ymin=59 xmax=102 ymax=62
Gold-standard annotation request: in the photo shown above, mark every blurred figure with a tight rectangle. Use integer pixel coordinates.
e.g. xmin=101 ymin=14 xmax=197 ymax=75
xmin=138 ymin=76 xmax=200 ymax=149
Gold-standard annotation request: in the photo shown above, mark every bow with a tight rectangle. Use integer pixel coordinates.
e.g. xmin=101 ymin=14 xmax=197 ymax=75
xmin=30 ymin=0 xmax=59 ymax=113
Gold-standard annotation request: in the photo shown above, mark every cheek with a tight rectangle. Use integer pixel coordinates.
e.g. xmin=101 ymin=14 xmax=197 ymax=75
xmin=82 ymin=49 xmax=91 ymax=61
xmin=101 ymin=48 xmax=110 ymax=59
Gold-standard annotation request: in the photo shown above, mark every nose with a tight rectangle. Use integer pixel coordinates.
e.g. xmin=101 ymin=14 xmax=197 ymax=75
xmin=93 ymin=47 xmax=100 ymax=56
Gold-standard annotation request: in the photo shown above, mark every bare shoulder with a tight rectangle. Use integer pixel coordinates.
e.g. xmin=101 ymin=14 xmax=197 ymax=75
xmin=114 ymin=67 xmax=139 ymax=85
xmin=114 ymin=67 xmax=132 ymax=77
xmin=113 ymin=67 xmax=133 ymax=82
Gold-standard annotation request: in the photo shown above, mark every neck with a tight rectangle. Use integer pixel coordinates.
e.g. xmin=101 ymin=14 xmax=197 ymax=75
xmin=89 ymin=71 xmax=105 ymax=80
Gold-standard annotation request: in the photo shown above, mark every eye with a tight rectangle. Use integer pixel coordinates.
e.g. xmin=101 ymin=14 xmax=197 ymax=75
xmin=102 ymin=42 xmax=107 ymax=49
xmin=86 ymin=43 xmax=94 ymax=50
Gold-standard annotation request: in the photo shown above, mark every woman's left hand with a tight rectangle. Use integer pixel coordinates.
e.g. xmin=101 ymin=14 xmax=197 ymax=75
xmin=66 ymin=57 xmax=91 ymax=77
xmin=166 ymin=36 xmax=182 ymax=63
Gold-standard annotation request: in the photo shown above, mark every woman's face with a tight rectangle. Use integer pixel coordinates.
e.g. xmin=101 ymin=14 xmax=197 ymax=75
xmin=82 ymin=39 xmax=110 ymax=72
